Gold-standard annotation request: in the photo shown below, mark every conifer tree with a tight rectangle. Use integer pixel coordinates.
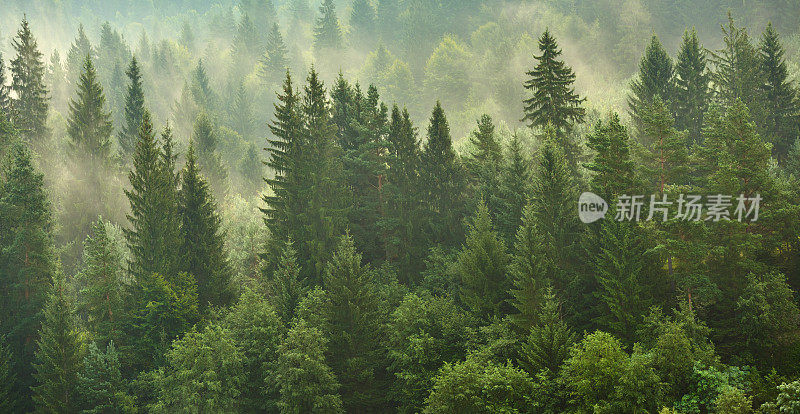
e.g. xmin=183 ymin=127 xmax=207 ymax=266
xmin=351 ymin=0 xmax=377 ymax=42
xmin=420 ymin=101 xmax=467 ymax=247
xmin=0 ymin=54 xmax=11 ymax=121
xmin=628 ymin=34 xmax=674 ymax=126
xmin=10 ymin=16 xmax=49 ymax=141
xmin=233 ymin=13 xmax=262 ymax=61
xmin=585 ymin=113 xmax=637 ymax=199
xmin=495 ymin=132 xmax=531 ymax=242
xmin=522 ymin=29 xmax=585 ymax=133
xmin=0 ymin=143 xmax=55 ymax=411
xmin=457 ymin=201 xmax=511 ymax=320
xmin=77 ymin=341 xmax=133 ymax=412
xmin=518 ymin=287 xmax=577 ymax=375
xmin=118 ymin=57 xmax=146 ymax=161
xmin=637 ymin=97 xmax=689 ymax=193
xmin=314 ymin=0 xmax=343 ymax=51
xmin=32 ymin=274 xmax=85 ymax=413
xmin=259 ymin=23 xmax=289 ymax=83
xmin=190 ymin=60 xmax=217 ymax=113
xmin=76 ymin=220 xmax=124 ymax=348
xmin=0 ymin=336 xmax=15 ymax=412
xmin=376 ymin=0 xmax=399 ymax=41
xmin=67 ymin=54 xmax=113 ymax=163
xmin=759 ymin=22 xmax=799 ymax=161
xmin=268 ymin=241 xmax=308 ymax=324
xmin=240 ymin=0 xmax=277 ymax=32
xmin=323 ymin=235 xmax=387 ymax=412
xmin=230 ymin=82 xmax=255 ymax=140
xmin=179 ymin=142 xmax=233 ymax=313
xmin=192 ymin=112 xmax=228 ymax=192
xmin=466 ymin=114 xmax=504 ymax=222
xmin=673 ymin=28 xmax=709 ymax=144
xmin=46 ymin=51 xmax=68 ymax=116
xmin=67 ymin=24 xmax=94 ymax=86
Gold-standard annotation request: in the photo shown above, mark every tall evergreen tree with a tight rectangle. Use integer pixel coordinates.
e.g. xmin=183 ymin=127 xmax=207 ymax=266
xmin=518 ymin=287 xmax=577 ymax=375
xmin=192 ymin=112 xmax=228 ymax=192
xmin=77 ymin=341 xmax=133 ymax=413
xmin=268 ymin=241 xmax=308 ymax=324
xmin=179 ymin=142 xmax=233 ymax=313
xmin=585 ymin=113 xmax=637 ymax=199
xmin=0 ymin=336 xmax=15 ymax=412
xmin=259 ymin=23 xmax=289 ymax=83
xmin=46 ymin=51 xmax=68 ymax=116
xmin=673 ymin=28 xmax=709 ymax=144
xmin=10 ymin=16 xmax=49 ymax=141
xmin=0 ymin=54 xmax=11 ymax=121
xmin=118 ymin=57 xmax=146 ymax=162
xmin=522 ymin=29 xmax=585 ymax=133
xmin=230 ymin=82 xmax=255 ymax=140
xmin=628 ymin=34 xmax=674 ymax=126
xmin=759 ymin=22 xmax=799 ymax=161
xmin=495 ymin=132 xmax=532 ymax=243
xmin=350 ymin=0 xmax=377 ymax=43
xmin=466 ymin=114 xmax=504 ymax=222
xmin=66 ymin=24 xmax=94 ymax=86
xmin=32 ymin=274 xmax=85 ymax=413
xmin=67 ymin=54 xmax=113 ymax=163
xmin=314 ymin=0 xmax=344 ymax=51
xmin=637 ymin=97 xmax=689 ymax=193
xmin=190 ymin=60 xmax=217 ymax=113
xmin=0 ymin=143 xmax=55 ymax=411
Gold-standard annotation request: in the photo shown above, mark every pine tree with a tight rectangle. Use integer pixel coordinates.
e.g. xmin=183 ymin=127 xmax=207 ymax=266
xmin=759 ymin=22 xmax=799 ymax=161
xmin=259 ymin=23 xmax=289 ymax=83
xmin=585 ymin=113 xmax=637 ymax=199
xmin=314 ymin=0 xmax=343 ymax=51
xmin=179 ymin=142 xmax=233 ymax=313
xmin=628 ymin=34 xmax=674 ymax=126
xmin=350 ymin=0 xmax=377 ymax=42
xmin=190 ymin=60 xmax=217 ymax=113
xmin=32 ymin=274 xmax=85 ymax=413
xmin=420 ymin=101 xmax=467 ymax=248
xmin=457 ymin=201 xmax=511 ymax=321
xmin=124 ymin=112 xmax=182 ymax=281
xmin=268 ymin=241 xmax=308 ymax=324
xmin=466 ymin=114 xmax=504 ymax=222
xmin=10 ymin=16 xmax=49 ymax=141
xmin=322 ymin=235 xmax=386 ymax=412
xmin=67 ymin=54 xmax=113 ymax=164
xmin=522 ymin=29 xmax=585 ymax=133
xmin=192 ymin=112 xmax=228 ymax=192
xmin=518 ymin=287 xmax=577 ymax=375
xmin=77 ymin=341 xmax=133 ymax=413
xmin=0 ymin=143 xmax=55 ymax=411
xmin=673 ymin=28 xmax=709 ymax=144
xmin=118 ymin=57 xmax=146 ymax=162
xmin=230 ymin=82 xmax=254 ymax=140
xmin=495 ymin=132 xmax=531 ymax=242
xmin=67 ymin=24 xmax=94 ymax=86
xmin=76 ymin=220 xmax=124 ymax=348
xmin=0 ymin=54 xmax=12 ymax=121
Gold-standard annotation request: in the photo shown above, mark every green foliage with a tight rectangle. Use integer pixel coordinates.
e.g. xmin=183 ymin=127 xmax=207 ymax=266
xmin=260 ymin=23 xmax=289 ymax=83
xmin=78 ymin=341 xmax=134 ymax=413
xmin=636 ymin=97 xmax=689 ymax=192
xmin=628 ymin=34 xmax=674 ymax=126
xmin=192 ymin=112 xmax=228 ymax=192
xmin=759 ymin=22 xmax=799 ymax=161
xmin=67 ymin=55 xmax=112 ymax=163
xmin=674 ymin=28 xmax=710 ymax=144
xmin=268 ymin=241 xmax=308 ymax=325
xmin=518 ymin=287 xmax=577 ymax=375
xmin=118 ymin=57 xmax=145 ymax=162
xmin=495 ymin=132 xmax=531 ymax=243
xmin=0 ymin=336 xmax=16 ymax=412
xmin=10 ymin=16 xmax=49 ymax=141
xmin=314 ymin=0 xmax=343 ymax=51
xmin=585 ymin=113 xmax=637 ymax=198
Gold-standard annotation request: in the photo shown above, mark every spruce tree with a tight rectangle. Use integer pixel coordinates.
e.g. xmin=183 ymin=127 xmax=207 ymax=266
xmin=522 ymin=29 xmax=585 ymax=133
xmin=673 ymin=28 xmax=709 ymax=144
xmin=239 ymin=0 xmax=277 ymax=32
xmin=0 ymin=143 xmax=55 ymax=411
xmin=118 ymin=57 xmax=146 ymax=162
xmin=0 ymin=54 xmax=11 ymax=121
xmin=46 ymin=50 xmax=68 ymax=116
xmin=268 ymin=241 xmax=308 ymax=324
xmin=350 ymin=0 xmax=377 ymax=42
xmin=420 ymin=101 xmax=468 ymax=248
xmin=192 ymin=112 xmax=228 ymax=193
xmin=67 ymin=24 xmax=94 ymax=86
xmin=190 ymin=60 xmax=217 ymax=113
xmin=585 ymin=113 xmax=637 ymax=199
xmin=32 ymin=274 xmax=85 ymax=413
xmin=466 ymin=114 xmax=504 ymax=222
xmin=495 ymin=132 xmax=531 ymax=242
xmin=10 ymin=16 xmax=49 ymax=141
xmin=518 ymin=287 xmax=577 ymax=375
xmin=76 ymin=220 xmax=124 ymax=348
xmin=314 ymin=0 xmax=343 ymax=51
xmin=67 ymin=54 xmax=113 ymax=164
xmin=759 ymin=22 xmax=799 ymax=161
xmin=457 ymin=201 xmax=511 ymax=321
xmin=77 ymin=341 xmax=132 ymax=412
xmin=637 ymin=97 xmax=689 ymax=193
xmin=0 ymin=336 xmax=15 ymax=412
xmin=259 ymin=23 xmax=289 ymax=83
xmin=628 ymin=34 xmax=674 ymax=126
xmin=230 ymin=82 xmax=255 ymax=140
xmin=179 ymin=142 xmax=233 ymax=313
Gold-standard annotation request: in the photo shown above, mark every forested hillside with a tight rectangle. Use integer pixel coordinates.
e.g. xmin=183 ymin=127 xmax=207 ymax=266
xmin=2 ymin=0 xmax=800 ymax=412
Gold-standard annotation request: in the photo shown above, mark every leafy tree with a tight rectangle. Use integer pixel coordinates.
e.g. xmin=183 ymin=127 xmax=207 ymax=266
xmin=76 ymin=220 xmax=124 ymax=348
xmin=32 ymin=274 xmax=85 ymax=413
xmin=628 ymin=34 xmax=674 ymax=126
xmin=10 ymin=16 xmax=49 ymax=141
xmin=457 ymin=201 xmax=511 ymax=320
xmin=153 ymin=324 xmax=244 ymax=412
xmin=522 ymin=29 xmax=585 ymax=133
xmin=585 ymin=113 xmax=637 ymax=199
xmin=179 ymin=142 xmax=233 ymax=312
xmin=67 ymin=54 xmax=113 ymax=163
xmin=423 ymin=354 xmax=535 ymax=413
xmin=0 ymin=143 xmax=55 ymax=411
xmin=673 ymin=28 xmax=710 ymax=144
xmin=118 ymin=57 xmax=146 ymax=162
xmin=387 ymin=291 xmax=473 ymax=413
xmin=314 ymin=0 xmax=343 ymax=51
xmin=759 ymin=22 xmax=799 ymax=161
xmin=77 ymin=341 xmax=134 ymax=413
xmin=277 ymin=319 xmax=344 ymax=414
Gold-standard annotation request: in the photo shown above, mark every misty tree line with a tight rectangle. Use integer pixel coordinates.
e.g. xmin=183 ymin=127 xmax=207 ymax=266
xmin=3 ymin=4 xmax=800 ymax=414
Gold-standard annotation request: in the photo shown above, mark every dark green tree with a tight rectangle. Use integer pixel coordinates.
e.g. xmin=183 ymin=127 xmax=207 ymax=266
xmin=495 ymin=132 xmax=531 ymax=243
xmin=628 ymin=34 xmax=674 ymax=126
xmin=314 ymin=0 xmax=343 ymax=51
xmin=118 ymin=57 xmax=146 ymax=161
xmin=67 ymin=54 xmax=113 ymax=163
xmin=673 ymin=28 xmax=710 ymax=144
xmin=77 ymin=341 xmax=134 ymax=413
xmin=522 ymin=29 xmax=585 ymax=133
xmin=637 ymin=97 xmax=689 ymax=193
xmin=0 ymin=336 xmax=15 ymax=412
xmin=585 ymin=113 xmax=637 ymax=199
xmin=10 ymin=16 xmax=49 ymax=141
xmin=268 ymin=241 xmax=308 ymax=324
xmin=759 ymin=22 xmax=799 ymax=161
xmin=466 ymin=114 xmax=504 ymax=222
xmin=32 ymin=274 xmax=85 ymax=413
xmin=518 ymin=287 xmax=577 ymax=375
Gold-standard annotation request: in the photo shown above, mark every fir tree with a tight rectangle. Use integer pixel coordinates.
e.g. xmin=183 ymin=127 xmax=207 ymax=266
xmin=673 ymin=28 xmax=709 ymax=144
xmin=77 ymin=341 xmax=133 ymax=413
xmin=10 ymin=16 xmax=49 ymax=141
xmin=179 ymin=142 xmax=233 ymax=313
xmin=67 ymin=54 xmax=113 ymax=164
xmin=0 ymin=143 xmax=55 ymax=411
xmin=32 ymin=274 xmax=85 ymax=413
xmin=190 ymin=60 xmax=217 ymax=113
xmin=628 ymin=34 xmax=674 ymax=126
xmin=45 ymin=50 xmax=68 ymax=116
xmin=466 ymin=114 xmax=504 ymax=223
xmin=637 ymin=97 xmax=689 ymax=193
xmin=238 ymin=142 xmax=262 ymax=196
xmin=233 ymin=13 xmax=262 ymax=60
xmin=314 ymin=0 xmax=343 ymax=51
xmin=759 ymin=22 xmax=799 ymax=161
xmin=259 ymin=23 xmax=289 ymax=83
xmin=495 ymin=132 xmax=531 ymax=242
xmin=67 ymin=24 xmax=94 ymax=86
xmin=0 ymin=54 xmax=11 ymax=121
xmin=350 ymin=0 xmax=377 ymax=42
xmin=76 ymin=220 xmax=124 ymax=348
xmin=192 ymin=112 xmax=228 ymax=192
xmin=118 ymin=57 xmax=146 ymax=162
xmin=230 ymin=82 xmax=255 ymax=140
xmin=268 ymin=241 xmax=308 ymax=324
xmin=585 ymin=113 xmax=637 ymax=199
xmin=457 ymin=201 xmax=511 ymax=320
xmin=522 ymin=29 xmax=585 ymax=133
xmin=518 ymin=287 xmax=577 ymax=375
xmin=239 ymin=0 xmax=277 ymax=32
xmin=0 ymin=336 xmax=15 ymax=412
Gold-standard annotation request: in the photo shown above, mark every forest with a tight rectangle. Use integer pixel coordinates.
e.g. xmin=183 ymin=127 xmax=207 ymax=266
xmin=2 ymin=0 xmax=800 ymax=412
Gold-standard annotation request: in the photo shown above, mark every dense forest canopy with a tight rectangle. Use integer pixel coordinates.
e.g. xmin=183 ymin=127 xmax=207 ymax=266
xmin=2 ymin=0 xmax=800 ymax=412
